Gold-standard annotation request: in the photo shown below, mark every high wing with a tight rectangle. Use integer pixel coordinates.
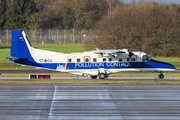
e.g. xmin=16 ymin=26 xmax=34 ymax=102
xmin=94 ymin=49 xmax=127 ymax=54
xmin=94 ymin=49 xmax=130 ymax=58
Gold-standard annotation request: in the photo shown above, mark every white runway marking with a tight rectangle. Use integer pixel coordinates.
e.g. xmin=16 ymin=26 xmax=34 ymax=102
xmin=48 ymin=85 xmax=57 ymax=120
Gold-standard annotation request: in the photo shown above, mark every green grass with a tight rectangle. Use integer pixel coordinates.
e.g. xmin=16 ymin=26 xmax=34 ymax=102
xmin=152 ymin=57 xmax=180 ymax=61
xmin=33 ymin=44 xmax=85 ymax=53
xmin=0 ymin=44 xmax=180 ymax=69
xmin=0 ymin=45 xmax=11 ymax=60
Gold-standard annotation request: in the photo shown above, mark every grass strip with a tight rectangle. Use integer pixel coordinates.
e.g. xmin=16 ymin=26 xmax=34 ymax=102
xmin=1 ymin=73 xmax=180 ymax=77
xmin=0 ymin=81 xmax=180 ymax=84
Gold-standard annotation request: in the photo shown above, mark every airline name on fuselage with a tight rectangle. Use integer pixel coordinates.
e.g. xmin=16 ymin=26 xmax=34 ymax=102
xmin=75 ymin=62 xmax=130 ymax=68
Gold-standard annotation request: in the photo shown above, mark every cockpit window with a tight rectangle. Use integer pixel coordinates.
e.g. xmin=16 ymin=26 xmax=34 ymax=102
xmin=143 ymin=55 xmax=152 ymax=62
xmin=147 ymin=55 xmax=152 ymax=60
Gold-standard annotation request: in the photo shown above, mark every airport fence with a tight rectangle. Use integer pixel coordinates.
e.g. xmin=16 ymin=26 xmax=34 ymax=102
xmin=0 ymin=29 xmax=98 ymax=44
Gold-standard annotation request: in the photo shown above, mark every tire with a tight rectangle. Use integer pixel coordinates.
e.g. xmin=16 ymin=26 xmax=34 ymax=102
xmin=91 ymin=76 xmax=97 ymax=79
xmin=99 ymin=73 xmax=105 ymax=79
xmin=158 ymin=74 xmax=164 ymax=79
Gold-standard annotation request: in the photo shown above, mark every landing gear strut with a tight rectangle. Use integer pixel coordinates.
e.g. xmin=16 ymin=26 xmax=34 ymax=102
xmin=158 ymin=72 xmax=164 ymax=79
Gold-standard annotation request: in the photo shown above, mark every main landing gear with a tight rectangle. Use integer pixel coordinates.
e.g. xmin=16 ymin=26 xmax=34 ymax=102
xmin=99 ymin=73 xmax=105 ymax=79
xmin=91 ymin=73 xmax=109 ymax=79
xmin=91 ymin=76 xmax=97 ymax=79
xmin=158 ymin=72 xmax=164 ymax=79
xmin=99 ymin=73 xmax=109 ymax=79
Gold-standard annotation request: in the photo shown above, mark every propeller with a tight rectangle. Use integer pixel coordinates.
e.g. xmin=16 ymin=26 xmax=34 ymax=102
xmin=129 ymin=52 xmax=134 ymax=58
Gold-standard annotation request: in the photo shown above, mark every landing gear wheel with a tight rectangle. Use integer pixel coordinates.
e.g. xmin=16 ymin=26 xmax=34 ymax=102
xmin=91 ymin=76 xmax=97 ymax=79
xmin=99 ymin=73 xmax=105 ymax=79
xmin=158 ymin=74 xmax=164 ymax=79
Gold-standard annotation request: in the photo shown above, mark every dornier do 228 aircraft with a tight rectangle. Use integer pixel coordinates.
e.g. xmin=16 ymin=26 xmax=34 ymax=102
xmin=5 ymin=30 xmax=176 ymax=79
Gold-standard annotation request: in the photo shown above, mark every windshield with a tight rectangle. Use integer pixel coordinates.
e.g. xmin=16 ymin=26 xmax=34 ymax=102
xmin=147 ymin=55 xmax=152 ymax=60
xmin=142 ymin=54 xmax=152 ymax=62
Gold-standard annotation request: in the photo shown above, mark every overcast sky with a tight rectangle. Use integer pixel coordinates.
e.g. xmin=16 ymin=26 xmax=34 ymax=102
xmin=123 ymin=0 xmax=180 ymax=4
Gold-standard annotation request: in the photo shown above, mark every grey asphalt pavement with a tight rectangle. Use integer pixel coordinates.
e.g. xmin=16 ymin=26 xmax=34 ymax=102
xmin=0 ymin=85 xmax=180 ymax=120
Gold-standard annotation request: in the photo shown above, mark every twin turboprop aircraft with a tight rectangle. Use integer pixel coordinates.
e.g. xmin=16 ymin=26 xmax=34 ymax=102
xmin=5 ymin=30 xmax=176 ymax=79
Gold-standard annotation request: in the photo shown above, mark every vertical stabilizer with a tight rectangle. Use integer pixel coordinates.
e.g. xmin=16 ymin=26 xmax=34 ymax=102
xmin=11 ymin=30 xmax=32 ymax=59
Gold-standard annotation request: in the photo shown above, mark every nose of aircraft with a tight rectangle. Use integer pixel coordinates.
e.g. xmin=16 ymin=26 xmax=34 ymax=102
xmin=152 ymin=59 xmax=176 ymax=70
xmin=167 ymin=63 xmax=176 ymax=70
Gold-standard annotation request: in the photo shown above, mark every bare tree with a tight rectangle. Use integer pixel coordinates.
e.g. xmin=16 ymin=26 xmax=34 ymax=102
xmin=107 ymin=0 xmax=115 ymax=14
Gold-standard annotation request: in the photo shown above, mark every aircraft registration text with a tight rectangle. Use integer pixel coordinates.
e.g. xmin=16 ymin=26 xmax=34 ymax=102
xmin=39 ymin=59 xmax=52 ymax=63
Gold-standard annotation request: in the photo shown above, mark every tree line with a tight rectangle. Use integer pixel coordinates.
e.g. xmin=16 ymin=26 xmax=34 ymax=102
xmin=85 ymin=2 xmax=180 ymax=57
xmin=0 ymin=0 xmax=121 ymax=30
xmin=0 ymin=0 xmax=180 ymax=57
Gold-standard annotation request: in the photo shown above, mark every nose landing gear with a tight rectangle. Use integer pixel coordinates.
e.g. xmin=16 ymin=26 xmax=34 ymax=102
xmin=158 ymin=72 xmax=164 ymax=79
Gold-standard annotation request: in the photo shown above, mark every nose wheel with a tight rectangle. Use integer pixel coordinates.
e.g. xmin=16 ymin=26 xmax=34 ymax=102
xmin=158 ymin=73 xmax=164 ymax=79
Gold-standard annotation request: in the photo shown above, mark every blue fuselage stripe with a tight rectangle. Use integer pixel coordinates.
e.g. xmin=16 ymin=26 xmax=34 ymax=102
xmin=15 ymin=60 xmax=175 ymax=70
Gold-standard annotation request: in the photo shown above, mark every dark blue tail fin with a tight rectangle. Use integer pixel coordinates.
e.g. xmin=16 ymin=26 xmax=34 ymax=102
xmin=11 ymin=30 xmax=32 ymax=59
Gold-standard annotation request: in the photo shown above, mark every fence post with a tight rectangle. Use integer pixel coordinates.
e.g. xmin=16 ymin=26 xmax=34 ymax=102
xmin=90 ymin=29 xmax=92 ymax=42
xmin=49 ymin=28 xmax=50 ymax=40
xmin=40 ymin=29 xmax=42 ymax=41
xmin=7 ymin=30 xmax=8 ymax=44
xmin=57 ymin=29 xmax=58 ymax=44
xmin=64 ymin=29 xmax=66 ymax=44
xmin=73 ymin=29 xmax=75 ymax=44
xmin=45 ymin=31 xmax=46 ymax=44
xmin=32 ymin=29 xmax=33 ymax=44
xmin=35 ymin=31 xmax=37 ymax=44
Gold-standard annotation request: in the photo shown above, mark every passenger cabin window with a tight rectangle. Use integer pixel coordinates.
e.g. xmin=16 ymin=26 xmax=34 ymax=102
xmin=77 ymin=58 xmax=80 ymax=62
xmin=119 ymin=59 xmax=123 ymax=62
xmin=93 ymin=58 xmax=97 ymax=62
xmin=68 ymin=59 xmax=72 ymax=62
xmin=127 ymin=58 xmax=130 ymax=61
xmin=109 ymin=58 xmax=112 ymax=62
xmin=132 ymin=58 xmax=136 ymax=62
xmin=103 ymin=58 xmax=106 ymax=62
xmin=85 ymin=58 xmax=89 ymax=62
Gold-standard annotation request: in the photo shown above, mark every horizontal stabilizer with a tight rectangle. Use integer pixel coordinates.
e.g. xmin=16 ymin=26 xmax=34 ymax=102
xmin=3 ymin=58 xmax=19 ymax=61
xmin=3 ymin=58 xmax=29 ymax=61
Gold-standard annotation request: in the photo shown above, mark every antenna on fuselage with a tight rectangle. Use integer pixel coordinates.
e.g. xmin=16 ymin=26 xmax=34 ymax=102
xmin=96 ymin=48 xmax=99 ymax=51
